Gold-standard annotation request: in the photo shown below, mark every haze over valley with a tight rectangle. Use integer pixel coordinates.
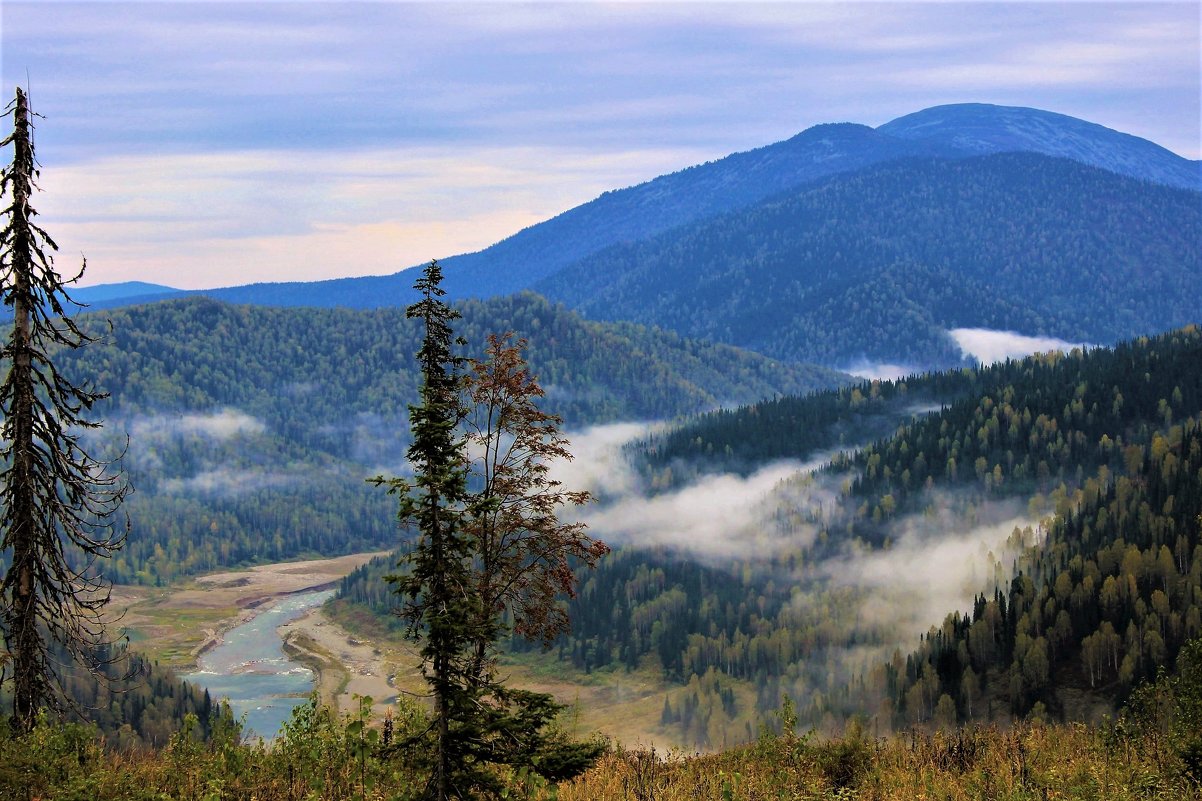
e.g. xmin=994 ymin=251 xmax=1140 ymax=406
xmin=3 ymin=4 xmax=1202 ymax=796
xmin=10 ymin=97 xmax=1197 ymax=749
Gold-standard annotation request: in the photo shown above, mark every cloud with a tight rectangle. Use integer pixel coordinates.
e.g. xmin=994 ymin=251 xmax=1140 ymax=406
xmin=129 ymin=409 xmax=267 ymax=441
xmin=824 ymin=503 xmax=1040 ymax=639
xmin=160 ymin=467 xmax=295 ymax=497
xmin=950 ymin=327 xmax=1092 ymax=365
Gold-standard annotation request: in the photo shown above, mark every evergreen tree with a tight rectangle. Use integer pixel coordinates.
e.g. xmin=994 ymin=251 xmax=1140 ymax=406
xmin=375 ymin=262 xmax=602 ymax=799
xmin=0 ymin=87 xmax=129 ymax=733
xmin=373 ymin=259 xmax=484 ymax=799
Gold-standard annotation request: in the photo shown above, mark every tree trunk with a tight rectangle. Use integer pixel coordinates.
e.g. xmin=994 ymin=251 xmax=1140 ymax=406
xmin=6 ymin=86 xmax=41 ymax=735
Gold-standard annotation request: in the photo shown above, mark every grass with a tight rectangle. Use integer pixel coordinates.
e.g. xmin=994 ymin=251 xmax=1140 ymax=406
xmin=113 ymin=585 xmax=241 ymax=668
xmin=553 ymin=722 xmax=1198 ymax=801
xmin=3 ymin=710 xmax=1198 ymax=801
xmin=327 ymin=598 xmax=686 ymax=747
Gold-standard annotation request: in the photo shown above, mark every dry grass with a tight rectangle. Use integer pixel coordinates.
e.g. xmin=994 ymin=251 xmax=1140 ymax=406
xmin=4 ymin=713 xmax=1198 ymax=801
xmin=551 ymin=723 xmax=1199 ymax=801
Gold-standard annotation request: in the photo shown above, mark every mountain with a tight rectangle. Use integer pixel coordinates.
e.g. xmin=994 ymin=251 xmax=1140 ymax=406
xmin=69 ymin=281 xmax=181 ymax=305
xmin=162 ymin=123 xmax=957 ymax=310
xmin=31 ymin=294 xmax=844 ymax=585
xmin=85 ymin=104 xmax=1199 ymax=359
xmin=536 ymin=152 xmax=1201 ymax=368
xmin=878 ymin=103 xmax=1202 ymax=191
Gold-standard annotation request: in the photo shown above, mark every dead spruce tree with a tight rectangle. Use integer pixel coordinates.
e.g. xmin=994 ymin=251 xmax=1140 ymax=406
xmin=0 ymin=87 xmax=129 ymax=734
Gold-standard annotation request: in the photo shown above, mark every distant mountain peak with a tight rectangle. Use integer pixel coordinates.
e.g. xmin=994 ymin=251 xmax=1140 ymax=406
xmin=83 ymin=102 xmax=1199 ymax=329
xmin=879 ymin=103 xmax=1200 ymax=190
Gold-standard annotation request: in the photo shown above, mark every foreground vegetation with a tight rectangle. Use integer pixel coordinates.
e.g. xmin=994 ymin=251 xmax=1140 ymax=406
xmin=3 ymin=700 xmax=1198 ymax=800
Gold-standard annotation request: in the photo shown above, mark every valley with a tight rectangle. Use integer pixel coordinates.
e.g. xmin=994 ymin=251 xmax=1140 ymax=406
xmin=2 ymin=84 xmax=1201 ymax=798
xmin=114 ymin=552 xmax=684 ymax=747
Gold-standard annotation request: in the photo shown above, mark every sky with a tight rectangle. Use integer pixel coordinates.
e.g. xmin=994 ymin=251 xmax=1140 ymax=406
xmin=2 ymin=1 xmax=1199 ymax=290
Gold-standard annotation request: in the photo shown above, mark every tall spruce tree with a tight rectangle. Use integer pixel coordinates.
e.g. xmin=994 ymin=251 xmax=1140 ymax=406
xmin=373 ymin=259 xmax=484 ymax=799
xmin=375 ymin=262 xmax=602 ymax=800
xmin=0 ymin=87 xmax=129 ymax=733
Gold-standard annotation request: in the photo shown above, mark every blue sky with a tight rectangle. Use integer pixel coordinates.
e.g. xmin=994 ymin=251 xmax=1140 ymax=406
xmin=2 ymin=1 xmax=1199 ymax=290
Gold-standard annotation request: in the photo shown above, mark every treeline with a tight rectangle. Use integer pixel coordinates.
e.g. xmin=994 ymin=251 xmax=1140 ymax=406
xmin=540 ymin=152 xmax=1201 ymax=367
xmin=638 ymin=370 xmax=972 ymax=486
xmin=111 ymin=487 xmax=394 ymax=585
xmin=835 ymin=328 xmax=1201 ymax=548
xmin=61 ymin=292 xmax=840 ymax=447
xmin=0 ymin=640 xmax=233 ymax=750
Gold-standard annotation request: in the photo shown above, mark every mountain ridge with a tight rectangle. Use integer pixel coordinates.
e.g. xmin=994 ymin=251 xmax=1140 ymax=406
xmin=879 ymin=102 xmax=1201 ymax=190
xmin=536 ymin=151 xmax=1201 ymax=367
xmin=83 ymin=102 xmax=1199 ymax=333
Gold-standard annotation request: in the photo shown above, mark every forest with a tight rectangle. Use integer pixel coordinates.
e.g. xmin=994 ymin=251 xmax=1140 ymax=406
xmin=337 ymin=326 xmax=1202 ymax=747
xmin=0 ymin=293 xmax=841 ymax=587
xmin=538 ymin=153 xmax=1201 ymax=367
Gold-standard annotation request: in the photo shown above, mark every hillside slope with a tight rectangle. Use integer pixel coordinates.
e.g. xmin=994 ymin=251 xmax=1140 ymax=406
xmin=338 ymin=326 xmax=1202 ymax=745
xmin=538 ymin=153 xmax=1201 ymax=367
xmin=38 ymin=294 xmax=842 ymax=584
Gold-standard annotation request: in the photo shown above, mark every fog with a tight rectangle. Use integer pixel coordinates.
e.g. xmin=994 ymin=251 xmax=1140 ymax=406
xmin=129 ymin=409 xmax=266 ymax=441
xmin=840 ymin=328 xmax=1095 ymax=381
xmin=824 ymin=501 xmax=1038 ymax=637
xmin=840 ymin=359 xmax=923 ymax=381
xmin=550 ymin=422 xmax=663 ymax=500
xmin=160 ymin=467 xmax=297 ymax=497
xmin=554 ymin=422 xmax=1043 ymax=651
xmin=950 ymin=327 xmax=1092 ymax=365
xmin=318 ymin=411 xmax=409 ymax=470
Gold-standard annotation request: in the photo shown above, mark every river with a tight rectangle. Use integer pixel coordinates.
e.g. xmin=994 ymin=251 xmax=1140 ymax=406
xmin=182 ymin=588 xmax=335 ymax=741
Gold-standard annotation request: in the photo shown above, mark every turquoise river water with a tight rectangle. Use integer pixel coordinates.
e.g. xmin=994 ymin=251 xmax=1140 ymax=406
xmin=182 ymin=588 xmax=335 ymax=741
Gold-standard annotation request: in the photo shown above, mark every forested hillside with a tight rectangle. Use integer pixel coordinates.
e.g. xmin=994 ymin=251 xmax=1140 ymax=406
xmin=337 ymin=327 xmax=1202 ymax=747
xmin=29 ymin=293 xmax=841 ymax=585
xmin=876 ymin=416 xmax=1202 ymax=728
xmin=0 ymin=641 xmax=233 ymax=749
xmin=538 ymin=153 xmax=1200 ymax=367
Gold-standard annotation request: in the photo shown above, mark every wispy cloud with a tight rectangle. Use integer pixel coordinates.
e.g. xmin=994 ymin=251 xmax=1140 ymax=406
xmin=37 ymin=144 xmax=710 ymax=288
xmin=129 ymin=409 xmax=267 ymax=441
xmin=950 ymin=328 xmax=1092 ymax=365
